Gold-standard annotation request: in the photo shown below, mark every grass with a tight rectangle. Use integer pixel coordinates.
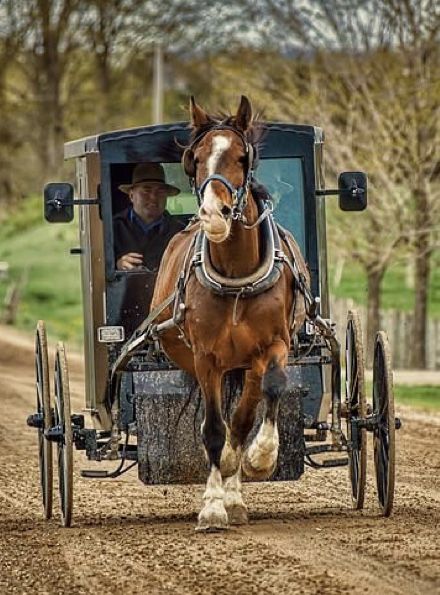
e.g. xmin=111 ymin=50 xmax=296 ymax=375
xmin=394 ymin=385 xmax=440 ymax=412
xmin=328 ymin=258 xmax=440 ymax=318
xmin=0 ymin=195 xmax=83 ymax=345
xmin=364 ymin=380 xmax=439 ymax=412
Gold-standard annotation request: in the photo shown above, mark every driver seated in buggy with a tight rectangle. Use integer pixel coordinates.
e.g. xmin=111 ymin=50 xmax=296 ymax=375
xmin=113 ymin=162 xmax=185 ymax=272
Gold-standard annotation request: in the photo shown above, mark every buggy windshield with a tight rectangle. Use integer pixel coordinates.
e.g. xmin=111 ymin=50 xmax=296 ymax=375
xmin=163 ymin=158 xmax=306 ymax=252
xmin=110 ymin=158 xmax=305 ymax=253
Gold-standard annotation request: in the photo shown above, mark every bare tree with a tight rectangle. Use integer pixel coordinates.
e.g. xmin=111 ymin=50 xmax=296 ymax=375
xmin=228 ymin=0 xmax=440 ymax=366
xmin=9 ymin=0 xmax=85 ymax=182
xmin=0 ymin=0 xmax=28 ymax=201
xmin=380 ymin=0 xmax=440 ymax=367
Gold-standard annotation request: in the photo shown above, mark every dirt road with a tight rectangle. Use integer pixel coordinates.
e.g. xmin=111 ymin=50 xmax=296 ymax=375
xmin=0 ymin=327 xmax=439 ymax=594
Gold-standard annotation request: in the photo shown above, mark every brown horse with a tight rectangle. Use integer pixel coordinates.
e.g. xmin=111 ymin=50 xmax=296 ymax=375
xmin=151 ymin=96 xmax=309 ymax=531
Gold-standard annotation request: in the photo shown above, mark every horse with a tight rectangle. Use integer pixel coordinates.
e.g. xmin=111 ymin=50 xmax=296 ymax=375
xmin=150 ymin=95 xmax=310 ymax=531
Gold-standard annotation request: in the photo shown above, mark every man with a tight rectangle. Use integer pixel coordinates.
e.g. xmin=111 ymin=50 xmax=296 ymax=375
xmin=114 ymin=163 xmax=185 ymax=271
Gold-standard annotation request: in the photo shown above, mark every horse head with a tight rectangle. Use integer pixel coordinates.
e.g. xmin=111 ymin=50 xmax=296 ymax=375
xmin=183 ymin=96 xmax=257 ymax=243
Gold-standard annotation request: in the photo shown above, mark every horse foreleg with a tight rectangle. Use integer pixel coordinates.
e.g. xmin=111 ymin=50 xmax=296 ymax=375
xmin=196 ymin=359 xmax=229 ymax=532
xmin=242 ymin=340 xmax=288 ymax=480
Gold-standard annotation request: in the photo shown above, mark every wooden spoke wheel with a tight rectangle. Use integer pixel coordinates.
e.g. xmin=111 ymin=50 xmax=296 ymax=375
xmin=372 ymin=332 xmax=396 ymax=517
xmin=345 ymin=310 xmax=367 ymax=510
xmin=35 ymin=321 xmax=53 ymax=520
xmin=54 ymin=343 xmax=73 ymax=527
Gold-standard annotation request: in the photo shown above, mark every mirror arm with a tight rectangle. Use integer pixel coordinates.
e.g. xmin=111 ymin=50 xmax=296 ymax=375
xmin=316 ymin=189 xmax=340 ymax=196
xmin=316 ymin=188 xmax=365 ymax=197
xmin=46 ymin=197 xmax=100 ymax=209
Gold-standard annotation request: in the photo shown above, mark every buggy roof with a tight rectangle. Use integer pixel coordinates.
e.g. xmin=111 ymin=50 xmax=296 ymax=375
xmin=64 ymin=122 xmax=323 ymax=162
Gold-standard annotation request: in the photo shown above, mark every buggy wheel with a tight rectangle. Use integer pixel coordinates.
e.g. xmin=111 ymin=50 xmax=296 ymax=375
xmin=35 ymin=321 xmax=53 ymax=520
xmin=372 ymin=332 xmax=395 ymax=517
xmin=345 ymin=310 xmax=367 ymax=510
xmin=54 ymin=343 xmax=73 ymax=527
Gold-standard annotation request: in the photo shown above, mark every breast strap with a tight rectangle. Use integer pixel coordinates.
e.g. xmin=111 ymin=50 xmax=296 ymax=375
xmin=191 ymin=212 xmax=286 ymax=297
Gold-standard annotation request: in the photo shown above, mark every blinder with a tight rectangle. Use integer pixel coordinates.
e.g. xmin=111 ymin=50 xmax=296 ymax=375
xmin=182 ymin=147 xmax=196 ymax=178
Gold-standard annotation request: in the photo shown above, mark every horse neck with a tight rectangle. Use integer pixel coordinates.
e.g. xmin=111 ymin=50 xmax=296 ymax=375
xmin=209 ymin=193 xmax=261 ymax=278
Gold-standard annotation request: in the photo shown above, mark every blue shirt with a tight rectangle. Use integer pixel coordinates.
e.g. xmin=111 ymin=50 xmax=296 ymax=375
xmin=128 ymin=207 xmax=165 ymax=236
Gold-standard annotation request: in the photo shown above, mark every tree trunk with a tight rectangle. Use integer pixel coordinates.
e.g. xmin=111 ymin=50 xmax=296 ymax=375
xmin=411 ymin=186 xmax=431 ymax=368
xmin=366 ymin=267 xmax=385 ymax=367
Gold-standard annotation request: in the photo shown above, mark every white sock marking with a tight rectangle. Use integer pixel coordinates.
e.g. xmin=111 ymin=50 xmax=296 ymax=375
xmin=245 ymin=419 xmax=279 ymax=473
xmin=220 ymin=429 xmax=240 ymax=477
xmin=224 ymin=467 xmax=244 ymax=509
xmin=198 ymin=465 xmax=228 ymax=530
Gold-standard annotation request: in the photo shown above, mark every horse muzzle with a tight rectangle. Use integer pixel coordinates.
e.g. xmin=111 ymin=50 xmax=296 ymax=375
xmin=198 ymin=208 xmax=231 ymax=243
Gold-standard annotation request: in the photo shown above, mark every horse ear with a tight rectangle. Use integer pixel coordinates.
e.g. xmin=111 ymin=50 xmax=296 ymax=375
xmin=182 ymin=148 xmax=196 ymax=178
xmin=189 ymin=96 xmax=209 ymax=128
xmin=235 ymin=95 xmax=253 ymax=132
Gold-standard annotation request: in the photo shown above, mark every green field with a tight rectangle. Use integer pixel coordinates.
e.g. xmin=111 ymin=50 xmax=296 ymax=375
xmin=394 ymin=385 xmax=440 ymax=411
xmin=328 ymin=257 xmax=440 ymax=317
xmin=0 ymin=195 xmax=83 ymax=345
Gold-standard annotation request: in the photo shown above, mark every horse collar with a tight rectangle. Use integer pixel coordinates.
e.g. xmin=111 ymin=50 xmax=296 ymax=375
xmin=192 ymin=206 xmax=285 ymax=298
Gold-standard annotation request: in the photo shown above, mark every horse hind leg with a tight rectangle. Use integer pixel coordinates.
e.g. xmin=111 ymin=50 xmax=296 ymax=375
xmin=242 ymin=342 xmax=288 ymax=480
xmin=220 ymin=425 xmax=241 ymax=478
xmin=224 ymin=465 xmax=248 ymax=525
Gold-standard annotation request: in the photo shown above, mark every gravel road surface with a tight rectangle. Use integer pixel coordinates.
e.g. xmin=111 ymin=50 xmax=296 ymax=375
xmin=1 ymin=328 xmax=439 ymax=594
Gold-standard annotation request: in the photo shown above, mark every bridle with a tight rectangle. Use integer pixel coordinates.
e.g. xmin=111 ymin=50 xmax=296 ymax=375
xmin=183 ymin=125 xmax=256 ymax=223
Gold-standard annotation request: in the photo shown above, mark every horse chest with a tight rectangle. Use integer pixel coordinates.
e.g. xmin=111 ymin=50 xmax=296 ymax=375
xmin=187 ymin=299 xmax=285 ymax=367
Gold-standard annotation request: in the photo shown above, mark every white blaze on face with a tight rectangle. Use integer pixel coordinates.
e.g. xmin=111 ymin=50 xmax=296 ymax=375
xmin=203 ymin=134 xmax=232 ymax=213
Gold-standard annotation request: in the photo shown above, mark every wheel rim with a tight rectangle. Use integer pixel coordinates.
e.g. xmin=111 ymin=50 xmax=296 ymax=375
xmin=372 ymin=332 xmax=395 ymax=516
xmin=35 ymin=322 xmax=53 ymax=520
xmin=54 ymin=344 xmax=73 ymax=527
xmin=345 ymin=311 xmax=367 ymax=509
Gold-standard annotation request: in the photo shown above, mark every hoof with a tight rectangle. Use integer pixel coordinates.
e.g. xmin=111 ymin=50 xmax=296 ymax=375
xmin=196 ymin=500 xmax=229 ymax=532
xmin=226 ymin=504 xmax=248 ymax=525
xmin=195 ymin=522 xmax=229 ymax=533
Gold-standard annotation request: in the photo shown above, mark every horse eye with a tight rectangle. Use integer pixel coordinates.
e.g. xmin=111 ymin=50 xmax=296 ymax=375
xmin=238 ymin=155 xmax=247 ymax=163
xmin=221 ymin=205 xmax=232 ymax=217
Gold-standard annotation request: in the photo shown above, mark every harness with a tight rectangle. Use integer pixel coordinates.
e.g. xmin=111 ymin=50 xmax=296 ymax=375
xmin=111 ymin=124 xmax=318 ymax=372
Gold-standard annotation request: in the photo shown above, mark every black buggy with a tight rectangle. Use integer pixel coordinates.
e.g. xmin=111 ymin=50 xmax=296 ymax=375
xmin=27 ymin=120 xmax=401 ymax=527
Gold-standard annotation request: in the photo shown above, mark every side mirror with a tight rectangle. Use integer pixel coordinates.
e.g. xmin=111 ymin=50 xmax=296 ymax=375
xmin=338 ymin=172 xmax=367 ymax=211
xmin=44 ymin=183 xmax=74 ymax=223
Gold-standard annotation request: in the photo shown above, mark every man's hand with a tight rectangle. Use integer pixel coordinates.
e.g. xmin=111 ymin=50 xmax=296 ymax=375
xmin=116 ymin=252 xmax=144 ymax=271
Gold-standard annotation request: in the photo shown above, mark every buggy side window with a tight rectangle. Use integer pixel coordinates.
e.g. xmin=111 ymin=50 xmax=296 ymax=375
xmin=110 ymin=163 xmax=196 ymax=219
xmin=110 ymin=163 xmax=197 ymax=274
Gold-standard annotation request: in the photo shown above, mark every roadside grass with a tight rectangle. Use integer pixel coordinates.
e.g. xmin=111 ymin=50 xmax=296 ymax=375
xmin=363 ymin=380 xmax=439 ymax=412
xmin=328 ymin=259 xmax=440 ymax=317
xmin=0 ymin=195 xmax=83 ymax=345
xmin=394 ymin=385 xmax=440 ymax=412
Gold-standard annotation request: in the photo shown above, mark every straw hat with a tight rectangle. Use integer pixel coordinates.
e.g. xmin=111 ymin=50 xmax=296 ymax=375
xmin=119 ymin=163 xmax=180 ymax=196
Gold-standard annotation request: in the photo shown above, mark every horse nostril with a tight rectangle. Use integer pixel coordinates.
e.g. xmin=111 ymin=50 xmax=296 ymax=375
xmin=221 ymin=205 xmax=232 ymax=217
xmin=199 ymin=206 xmax=208 ymax=217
